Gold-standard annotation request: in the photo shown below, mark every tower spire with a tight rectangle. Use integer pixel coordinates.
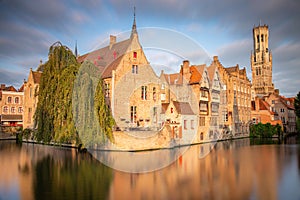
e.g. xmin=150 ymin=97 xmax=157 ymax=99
xmin=131 ymin=6 xmax=137 ymax=38
xmin=74 ymin=40 xmax=78 ymax=58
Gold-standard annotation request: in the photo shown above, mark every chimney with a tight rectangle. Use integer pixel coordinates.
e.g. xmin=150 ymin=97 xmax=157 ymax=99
xmin=182 ymin=60 xmax=191 ymax=81
xmin=274 ymin=89 xmax=279 ymax=95
xmin=110 ymin=35 xmax=116 ymax=48
xmin=1 ymin=84 xmax=5 ymax=90
xmin=213 ymin=56 xmax=218 ymax=62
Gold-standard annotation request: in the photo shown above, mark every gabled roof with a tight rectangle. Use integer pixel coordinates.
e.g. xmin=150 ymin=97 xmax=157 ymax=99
xmin=225 ymin=65 xmax=239 ymax=74
xmin=1 ymin=85 xmax=17 ymax=92
xmin=101 ymin=55 xmax=124 ymax=79
xmin=161 ymin=103 xmax=169 ymax=114
xmin=173 ymin=101 xmax=195 ymax=115
xmin=189 ymin=65 xmax=206 ymax=84
xmin=164 ymin=73 xmax=182 ymax=85
xmin=18 ymin=84 xmax=24 ymax=92
xmin=32 ymin=71 xmax=42 ymax=84
xmin=279 ymin=96 xmax=295 ymax=110
xmin=77 ymin=38 xmax=132 ymax=76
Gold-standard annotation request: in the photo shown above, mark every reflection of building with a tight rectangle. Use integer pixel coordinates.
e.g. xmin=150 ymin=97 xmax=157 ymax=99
xmin=23 ymin=68 xmax=42 ymax=129
xmin=0 ymin=84 xmax=24 ymax=126
xmin=108 ymin=139 xmax=282 ymax=200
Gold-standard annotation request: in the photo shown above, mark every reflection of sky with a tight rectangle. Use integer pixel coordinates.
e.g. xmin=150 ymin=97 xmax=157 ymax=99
xmin=278 ymin=152 xmax=300 ymax=200
xmin=0 ymin=179 xmax=20 ymax=200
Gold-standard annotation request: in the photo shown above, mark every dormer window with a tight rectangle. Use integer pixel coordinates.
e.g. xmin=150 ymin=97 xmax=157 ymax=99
xmin=133 ymin=51 xmax=137 ymax=59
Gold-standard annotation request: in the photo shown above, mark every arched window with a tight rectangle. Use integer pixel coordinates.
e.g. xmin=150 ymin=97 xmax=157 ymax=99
xmin=3 ymin=106 xmax=8 ymax=113
xmin=11 ymin=107 xmax=15 ymax=113
xmin=15 ymin=97 xmax=19 ymax=104
xmin=18 ymin=107 xmax=23 ymax=113
xmin=7 ymin=96 xmax=12 ymax=103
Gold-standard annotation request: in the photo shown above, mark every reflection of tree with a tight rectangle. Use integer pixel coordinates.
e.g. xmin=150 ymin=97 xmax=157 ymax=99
xmin=33 ymin=153 xmax=112 ymax=200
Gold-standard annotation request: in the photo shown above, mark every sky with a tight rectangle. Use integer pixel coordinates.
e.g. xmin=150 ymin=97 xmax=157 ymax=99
xmin=0 ymin=0 xmax=299 ymax=97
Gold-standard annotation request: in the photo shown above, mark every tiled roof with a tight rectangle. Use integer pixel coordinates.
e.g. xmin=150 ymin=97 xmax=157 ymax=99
xmin=164 ymin=73 xmax=182 ymax=85
xmin=161 ymin=103 xmax=169 ymax=114
xmin=32 ymin=71 xmax=42 ymax=84
xmin=207 ymin=65 xmax=217 ymax=86
xmin=77 ymin=38 xmax=132 ymax=77
xmin=279 ymin=96 xmax=295 ymax=110
xmin=2 ymin=86 xmax=17 ymax=92
xmin=18 ymin=84 xmax=24 ymax=92
xmin=173 ymin=101 xmax=195 ymax=115
xmin=189 ymin=65 xmax=206 ymax=84
xmin=225 ymin=66 xmax=238 ymax=74
xmin=101 ymin=55 xmax=124 ymax=79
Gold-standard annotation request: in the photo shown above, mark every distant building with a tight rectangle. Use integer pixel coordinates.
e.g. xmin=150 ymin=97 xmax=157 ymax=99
xmin=264 ymin=93 xmax=296 ymax=133
xmin=250 ymin=24 xmax=296 ymax=132
xmin=0 ymin=84 xmax=23 ymax=126
xmin=23 ymin=68 xmax=42 ymax=129
xmin=251 ymin=24 xmax=274 ymax=97
xmin=251 ymin=96 xmax=282 ymax=126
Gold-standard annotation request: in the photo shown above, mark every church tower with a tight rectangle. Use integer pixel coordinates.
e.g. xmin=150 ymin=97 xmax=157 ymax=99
xmin=251 ymin=24 xmax=274 ymax=97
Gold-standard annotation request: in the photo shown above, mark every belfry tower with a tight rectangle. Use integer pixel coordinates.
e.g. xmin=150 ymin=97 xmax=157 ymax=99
xmin=251 ymin=24 xmax=274 ymax=97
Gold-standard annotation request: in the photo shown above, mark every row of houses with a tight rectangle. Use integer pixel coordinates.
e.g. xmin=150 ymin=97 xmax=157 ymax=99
xmin=0 ymin=17 xmax=297 ymax=142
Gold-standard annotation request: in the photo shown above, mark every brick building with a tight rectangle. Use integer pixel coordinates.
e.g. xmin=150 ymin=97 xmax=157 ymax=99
xmin=23 ymin=68 xmax=42 ymax=129
xmin=0 ymin=84 xmax=23 ymax=126
xmin=209 ymin=56 xmax=252 ymax=136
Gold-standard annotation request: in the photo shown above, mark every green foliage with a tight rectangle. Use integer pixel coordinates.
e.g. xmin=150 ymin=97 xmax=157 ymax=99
xmin=72 ymin=60 xmax=115 ymax=148
xmin=250 ymin=122 xmax=281 ymax=138
xmin=94 ymin=78 xmax=115 ymax=143
xmin=34 ymin=42 xmax=79 ymax=144
xmin=23 ymin=128 xmax=32 ymax=141
xmin=295 ymin=91 xmax=300 ymax=133
xmin=294 ymin=91 xmax=300 ymax=118
xmin=73 ymin=61 xmax=102 ymax=148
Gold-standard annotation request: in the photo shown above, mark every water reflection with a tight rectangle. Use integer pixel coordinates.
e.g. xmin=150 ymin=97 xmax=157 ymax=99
xmin=0 ymin=139 xmax=299 ymax=200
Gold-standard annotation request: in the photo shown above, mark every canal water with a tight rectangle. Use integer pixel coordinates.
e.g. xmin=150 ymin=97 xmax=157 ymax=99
xmin=0 ymin=138 xmax=299 ymax=200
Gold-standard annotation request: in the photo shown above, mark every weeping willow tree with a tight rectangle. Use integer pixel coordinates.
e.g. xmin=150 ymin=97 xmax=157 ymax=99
xmin=73 ymin=60 xmax=115 ymax=148
xmin=35 ymin=42 xmax=79 ymax=143
xmin=94 ymin=78 xmax=115 ymax=143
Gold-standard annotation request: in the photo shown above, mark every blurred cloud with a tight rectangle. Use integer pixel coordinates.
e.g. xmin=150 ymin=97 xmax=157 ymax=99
xmin=0 ymin=0 xmax=299 ymax=96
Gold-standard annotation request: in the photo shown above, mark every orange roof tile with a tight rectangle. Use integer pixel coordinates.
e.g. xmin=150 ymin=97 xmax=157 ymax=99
xmin=173 ymin=101 xmax=195 ymax=115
